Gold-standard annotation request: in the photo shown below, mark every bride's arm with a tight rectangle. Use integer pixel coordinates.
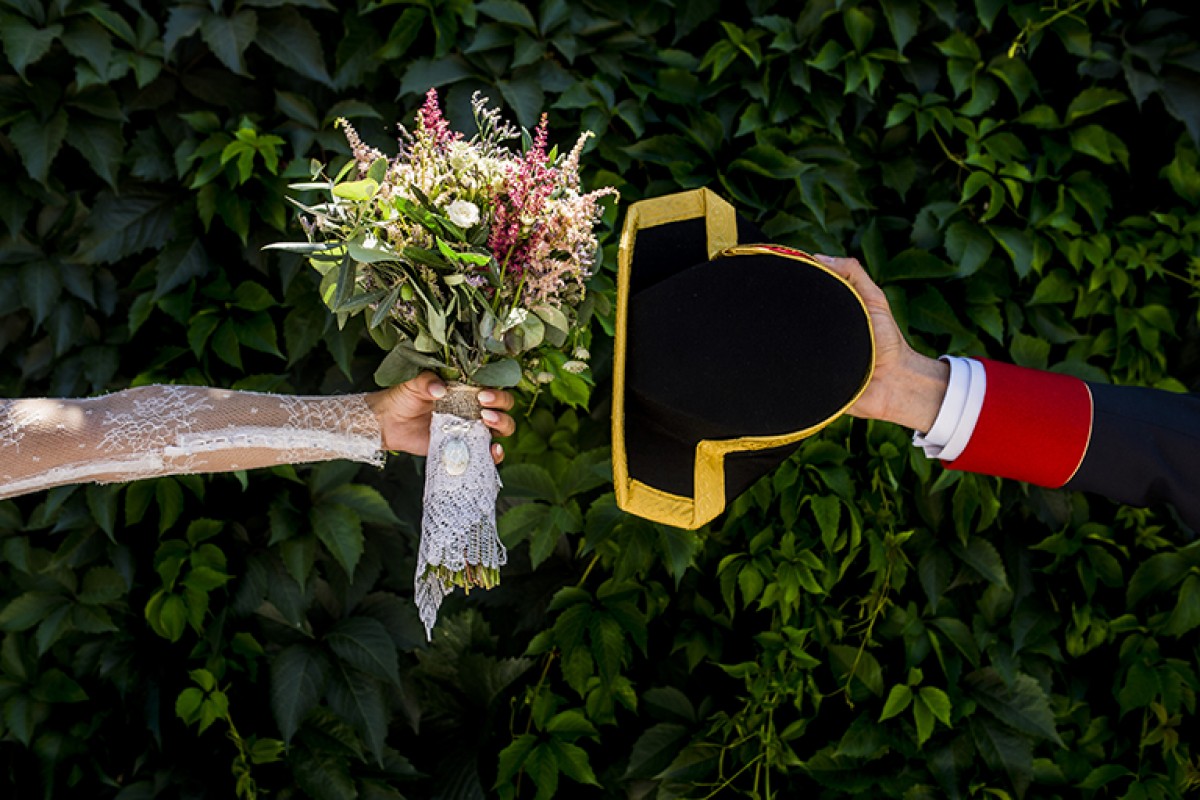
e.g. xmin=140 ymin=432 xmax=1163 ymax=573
xmin=0 ymin=373 xmax=514 ymax=500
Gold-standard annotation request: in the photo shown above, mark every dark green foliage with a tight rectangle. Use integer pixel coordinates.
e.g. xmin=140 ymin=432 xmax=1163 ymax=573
xmin=2 ymin=0 xmax=1200 ymax=797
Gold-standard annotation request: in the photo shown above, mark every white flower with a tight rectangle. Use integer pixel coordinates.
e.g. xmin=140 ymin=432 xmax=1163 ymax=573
xmin=499 ymin=307 xmax=527 ymax=334
xmin=572 ymin=347 xmax=590 ymax=360
xmin=562 ymin=360 xmax=587 ymax=374
xmin=363 ymin=235 xmax=379 ymax=249
xmin=536 ymin=371 xmax=555 ymax=384
xmin=446 ymin=199 xmax=480 ymax=228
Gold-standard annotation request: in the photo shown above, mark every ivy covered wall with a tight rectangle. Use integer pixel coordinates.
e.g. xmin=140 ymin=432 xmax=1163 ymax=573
xmin=1 ymin=1 xmax=1199 ymax=798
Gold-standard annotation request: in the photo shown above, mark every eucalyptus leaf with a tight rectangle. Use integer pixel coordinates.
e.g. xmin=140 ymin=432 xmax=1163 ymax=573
xmin=470 ymin=358 xmax=522 ymax=387
xmin=348 ymin=239 xmax=399 ymax=264
xmin=374 ymin=343 xmax=446 ymax=386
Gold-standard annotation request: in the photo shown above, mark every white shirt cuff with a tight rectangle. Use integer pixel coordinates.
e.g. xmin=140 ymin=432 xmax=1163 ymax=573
xmin=913 ymin=356 xmax=986 ymax=461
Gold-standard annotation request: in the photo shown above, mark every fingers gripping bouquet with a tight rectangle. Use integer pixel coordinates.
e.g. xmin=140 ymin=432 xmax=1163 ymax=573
xmin=275 ymin=90 xmax=615 ymax=638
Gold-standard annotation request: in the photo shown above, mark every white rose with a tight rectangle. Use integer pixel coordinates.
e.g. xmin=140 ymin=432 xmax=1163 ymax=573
xmin=446 ymin=199 xmax=481 ymax=228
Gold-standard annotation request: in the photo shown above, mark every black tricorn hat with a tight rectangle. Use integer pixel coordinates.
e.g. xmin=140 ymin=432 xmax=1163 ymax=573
xmin=613 ymin=188 xmax=876 ymax=529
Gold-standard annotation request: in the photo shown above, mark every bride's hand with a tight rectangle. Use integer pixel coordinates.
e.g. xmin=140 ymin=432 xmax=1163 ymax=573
xmin=365 ymin=372 xmax=516 ymax=462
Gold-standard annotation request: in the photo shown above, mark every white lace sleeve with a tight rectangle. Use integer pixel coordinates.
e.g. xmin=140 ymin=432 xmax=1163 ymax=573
xmin=0 ymin=386 xmax=384 ymax=500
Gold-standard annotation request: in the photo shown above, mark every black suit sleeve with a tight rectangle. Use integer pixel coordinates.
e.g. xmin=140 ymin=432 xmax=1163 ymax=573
xmin=1064 ymin=382 xmax=1200 ymax=530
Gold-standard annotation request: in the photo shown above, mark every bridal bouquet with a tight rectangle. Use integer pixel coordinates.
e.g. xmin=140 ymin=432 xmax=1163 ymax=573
xmin=270 ymin=90 xmax=615 ymax=637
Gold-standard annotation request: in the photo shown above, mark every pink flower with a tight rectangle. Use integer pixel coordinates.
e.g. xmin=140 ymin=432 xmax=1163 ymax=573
xmin=416 ymin=88 xmax=459 ymax=149
xmin=488 ymin=114 xmax=558 ymax=277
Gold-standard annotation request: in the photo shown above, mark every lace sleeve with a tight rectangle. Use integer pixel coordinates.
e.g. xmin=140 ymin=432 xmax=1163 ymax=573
xmin=0 ymin=386 xmax=384 ymax=500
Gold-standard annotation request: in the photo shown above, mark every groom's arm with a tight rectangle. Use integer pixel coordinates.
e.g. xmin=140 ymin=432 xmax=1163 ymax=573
xmin=815 ymin=254 xmax=1200 ymax=530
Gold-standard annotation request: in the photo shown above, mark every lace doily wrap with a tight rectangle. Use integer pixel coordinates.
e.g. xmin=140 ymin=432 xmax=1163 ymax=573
xmin=415 ymin=410 xmax=505 ymax=639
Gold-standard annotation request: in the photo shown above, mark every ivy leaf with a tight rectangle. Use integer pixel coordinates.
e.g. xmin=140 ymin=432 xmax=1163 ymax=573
xmin=967 ymin=668 xmax=1063 ymax=745
xmin=8 ymin=109 xmax=69 ymax=184
xmin=325 ymin=663 xmax=388 ymax=764
xmin=326 ymin=617 xmax=401 ymax=687
xmin=658 ymin=525 xmax=701 ymax=588
xmin=1078 ymin=764 xmax=1135 ymax=791
xmin=842 ymin=6 xmax=874 ymax=52
xmin=75 ymin=191 xmax=175 ymax=264
xmin=1164 ymin=573 xmax=1200 ymax=636
xmin=255 ymin=8 xmax=332 ymax=86
xmin=944 ymin=220 xmax=994 ymax=277
xmin=496 ymin=733 xmax=538 ymax=785
xmin=0 ymin=592 xmax=66 ymax=631
xmin=291 ymin=753 xmax=357 ymax=800
xmin=323 ymin=485 xmax=399 ymax=526
xmin=477 ymin=0 xmax=537 ymax=30
xmin=497 ymin=77 xmax=545 ymax=129
xmin=622 ymin=722 xmax=689 ymax=779
xmin=1127 ymin=551 xmax=1189 ymax=605
xmin=918 ymin=686 xmax=952 ymax=725
xmin=311 ymin=503 xmax=364 ymax=578
xmin=1070 ymin=124 xmax=1130 ymax=170
xmin=547 ymin=739 xmax=601 ymax=787
xmin=880 ymin=0 xmax=919 ymax=53
xmin=501 ymin=464 xmax=559 ymax=502
xmin=879 ymin=684 xmax=913 ymax=721
xmin=0 ymin=15 xmax=62 ymax=78
xmin=19 ymin=262 xmax=62 ymax=328
xmin=499 ymin=502 xmax=551 ymax=548
xmin=912 ymin=690 xmax=935 ymax=746
xmin=200 ymin=9 xmax=258 ymax=76
xmin=399 ymin=55 xmax=473 ymax=97
xmin=163 ymin=4 xmax=206 ymax=56
xmin=829 ymin=645 xmax=884 ymax=697
xmin=951 ymin=538 xmax=1008 ymax=589
xmin=65 ymin=119 xmax=125 ymax=189
xmin=883 ymin=248 xmax=956 ymax=281
xmin=1065 ymin=87 xmax=1127 ymax=124
xmin=154 ymin=238 xmax=211 ymax=299
xmin=969 ymin=715 xmax=1033 ymax=798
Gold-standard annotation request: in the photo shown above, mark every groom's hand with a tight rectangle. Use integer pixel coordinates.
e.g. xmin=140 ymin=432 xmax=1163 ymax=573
xmin=366 ymin=372 xmax=516 ymax=462
xmin=814 ymin=254 xmax=949 ymax=433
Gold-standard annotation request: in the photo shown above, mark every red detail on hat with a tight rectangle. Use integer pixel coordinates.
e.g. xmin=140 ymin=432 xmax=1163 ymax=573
xmin=947 ymin=359 xmax=1092 ymax=488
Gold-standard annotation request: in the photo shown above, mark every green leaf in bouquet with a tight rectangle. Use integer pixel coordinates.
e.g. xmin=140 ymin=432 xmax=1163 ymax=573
xmin=332 ymin=158 xmax=357 ymax=184
xmin=332 ymin=256 xmax=357 ymax=311
xmin=333 ymin=288 xmax=385 ymax=315
xmin=480 ymin=310 xmax=497 ymax=339
xmin=262 ymin=241 xmax=334 ymax=255
xmin=503 ymin=326 xmax=525 ymax=353
xmin=532 ymin=304 xmax=570 ymax=347
xmin=414 ymin=329 xmax=439 ymax=353
xmin=332 ymin=178 xmax=379 ymax=201
xmin=367 ymin=321 xmax=399 ymax=351
xmin=348 ymin=238 xmax=398 ymax=264
xmin=370 ymin=285 xmax=402 ymax=329
xmin=471 ymin=358 xmax=522 ymax=387
xmin=375 ymin=342 xmax=447 ymax=386
xmin=426 ymin=301 xmax=448 ymax=345
xmin=517 ymin=312 xmax=545 ymax=350
xmin=435 ymin=237 xmax=492 ymax=267
xmin=366 ymin=156 xmax=388 ymax=184
xmin=401 ymin=245 xmax=451 ymax=270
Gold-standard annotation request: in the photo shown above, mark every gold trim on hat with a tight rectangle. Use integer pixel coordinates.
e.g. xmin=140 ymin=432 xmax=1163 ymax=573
xmin=613 ymin=192 xmax=876 ymax=529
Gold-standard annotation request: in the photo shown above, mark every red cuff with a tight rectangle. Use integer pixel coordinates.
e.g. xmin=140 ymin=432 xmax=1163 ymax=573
xmin=946 ymin=359 xmax=1093 ymax=488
